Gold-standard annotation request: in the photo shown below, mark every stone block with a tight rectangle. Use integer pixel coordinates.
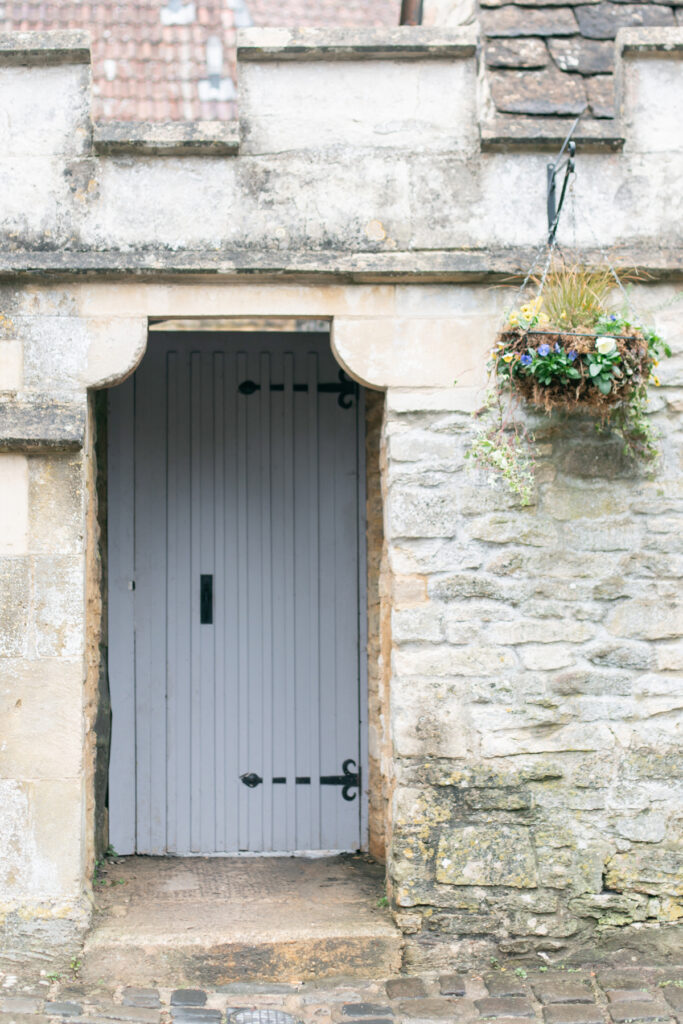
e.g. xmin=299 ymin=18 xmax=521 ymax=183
xmin=0 ymin=999 xmax=42 ymax=1014
xmin=170 ymin=992 xmax=207 ymax=1007
xmin=0 ymin=555 xmax=30 ymax=656
xmin=609 ymin=1003 xmax=669 ymax=1023
xmin=662 ymin=988 xmax=683 ymax=1012
xmin=0 ymin=337 xmax=23 ymax=391
xmin=476 ymin=998 xmax=535 ymax=1018
xmin=464 ymin=514 xmax=558 ymax=547
xmin=388 ymin=486 xmax=458 ymax=539
xmin=44 ymin=1003 xmax=82 ymax=1017
xmin=576 ymin=2 xmax=674 ymax=38
xmin=122 ymin=991 xmax=161 ymax=1010
xmin=481 ymin=6 xmax=578 ymax=35
xmin=438 ymin=973 xmax=466 ymax=996
xmin=0 ymin=454 xmax=28 ymax=554
xmin=485 ymin=975 xmax=527 ymax=997
xmin=385 ymin=977 xmax=427 ymax=999
xmin=519 ymin=644 xmax=576 ymax=670
xmin=490 ymin=619 xmax=594 ymax=645
xmin=543 ymin=1006 xmax=602 ymax=1024
xmin=31 ymin=555 xmax=85 ymax=658
xmin=0 ymin=659 xmax=83 ymax=780
xmin=392 ymin=680 xmax=474 ymax=758
xmin=436 ymin=825 xmax=537 ymax=888
xmin=489 ymin=68 xmax=587 ymax=116
xmin=606 ymin=991 xmax=655 ymax=1004
xmin=397 ymin=997 xmax=456 ymax=1017
xmin=587 ymin=75 xmax=615 ymax=119
xmin=485 ymin=39 xmax=549 ymax=69
xmin=0 ymin=397 xmax=86 ymax=451
xmin=394 ymin=643 xmax=517 ymax=678
xmin=28 ymin=455 xmax=83 ymax=554
xmin=532 ymin=980 xmax=594 ymax=1004
xmin=392 ymin=605 xmax=445 ymax=643
xmin=548 ymin=38 xmax=614 ymax=73
xmin=607 ymin=600 xmax=683 ymax=641
xmin=605 ymin=848 xmax=683 ymax=897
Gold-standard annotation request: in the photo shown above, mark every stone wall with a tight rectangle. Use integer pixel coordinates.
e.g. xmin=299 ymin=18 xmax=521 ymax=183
xmin=384 ymin=290 xmax=683 ymax=961
xmin=0 ymin=26 xmax=681 ymax=968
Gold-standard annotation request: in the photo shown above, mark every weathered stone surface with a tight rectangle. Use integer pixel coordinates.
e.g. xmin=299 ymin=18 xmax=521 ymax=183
xmin=122 ymin=990 xmax=161 ymax=1010
xmin=533 ymin=980 xmax=593 ymax=1005
xmin=609 ymin=1003 xmax=669 ymax=1023
xmin=543 ymin=1006 xmax=602 ymax=1024
xmin=93 ymin=121 xmax=239 ymax=157
xmin=476 ymin=998 xmax=535 ymax=1018
xmin=576 ymin=2 xmax=675 ymax=38
xmin=604 ymin=848 xmax=682 ymax=896
xmin=481 ymin=6 xmax=578 ymax=36
xmin=485 ymin=39 xmax=549 ymax=68
xmin=385 ymin=977 xmax=427 ymax=999
xmin=439 ymin=973 xmax=467 ymax=995
xmin=397 ymin=997 xmax=456 ymax=1017
xmin=607 ymin=600 xmax=683 ymax=640
xmin=485 ymin=976 xmax=527 ymax=997
xmin=436 ymin=826 xmax=537 ymax=888
xmin=548 ymin=38 xmax=614 ymax=74
xmin=489 ymin=67 xmax=587 ymax=115
xmin=587 ymin=74 xmax=615 ymax=119
xmin=0 ymin=398 xmax=86 ymax=452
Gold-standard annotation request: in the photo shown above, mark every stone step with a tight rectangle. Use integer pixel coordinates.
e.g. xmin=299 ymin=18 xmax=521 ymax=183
xmin=81 ymin=855 xmax=403 ymax=986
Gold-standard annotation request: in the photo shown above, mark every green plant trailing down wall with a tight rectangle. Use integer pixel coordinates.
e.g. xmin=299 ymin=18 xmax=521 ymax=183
xmin=467 ymin=263 xmax=672 ymax=505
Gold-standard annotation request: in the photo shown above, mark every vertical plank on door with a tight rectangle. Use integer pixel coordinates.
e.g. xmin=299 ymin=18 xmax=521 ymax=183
xmin=236 ymin=351 xmax=249 ymax=850
xmin=223 ymin=350 xmax=240 ymax=853
xmin=305 ymin=351 xmax=322 ymax=849
xmin=189 ymin=350 xmax=202 ymax=851
xmin=282 ymin=353 xmax=298 ymax=852
xmin=213 ymin=351 xmax=226 ymax=853
xmin=107 ymin=376 xmax=136 ymax=855
xmin=134 ymin=344 xmax=168 ymax=854
xmin=200 ymin=347 xmax=216 ymax=852
xmin=259 ymin=352 xmax=273 ymax=851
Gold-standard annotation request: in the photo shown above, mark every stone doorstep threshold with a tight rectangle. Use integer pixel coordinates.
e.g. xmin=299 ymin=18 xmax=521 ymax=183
xmin=80 ymin=856 xmax=402 ymax=987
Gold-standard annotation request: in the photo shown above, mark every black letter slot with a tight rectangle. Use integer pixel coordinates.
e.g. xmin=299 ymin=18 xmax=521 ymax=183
xmin=200 ymin=575 xmax=213 ymax=624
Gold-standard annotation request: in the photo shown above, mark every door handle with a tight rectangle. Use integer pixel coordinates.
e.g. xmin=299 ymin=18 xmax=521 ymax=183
xmin=200 ymin=575 xmax=213 ymax=624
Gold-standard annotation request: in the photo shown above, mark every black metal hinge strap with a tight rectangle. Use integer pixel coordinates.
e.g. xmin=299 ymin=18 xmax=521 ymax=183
xmin=238 ymin=371 xmax=357 ymax=409
xmin=240 ymin=760 xmax=360 ymax=801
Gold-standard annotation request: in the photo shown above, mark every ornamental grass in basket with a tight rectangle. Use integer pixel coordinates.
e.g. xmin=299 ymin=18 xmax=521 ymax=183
xmin=467 ymin=263 xmax=671 ymax=506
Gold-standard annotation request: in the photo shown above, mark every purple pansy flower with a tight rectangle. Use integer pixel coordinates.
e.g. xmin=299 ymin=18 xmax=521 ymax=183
xmin=537 ymin=343 xmax=551 ymax=357
xmin=609 ymin=314 xmax=617 ymax=322
xmin=520 ymin=353 xmax=532 ymax=366
xmin=568 ymin=349 xmax=578 ymax=362
xmin=554 ymin=342 xmax=561 ymax=354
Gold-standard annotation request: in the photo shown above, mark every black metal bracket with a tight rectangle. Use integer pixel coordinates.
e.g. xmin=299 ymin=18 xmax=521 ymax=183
xmin=240 ymin=759 xmax=361 ymax=802
xmin=546 ymin=109 xmax=585 ymax=245
xmin=238 ymin=370 xmax=357 ymax=409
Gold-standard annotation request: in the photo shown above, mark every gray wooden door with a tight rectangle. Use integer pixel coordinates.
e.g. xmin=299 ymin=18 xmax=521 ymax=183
xmin=107 ymin=332 xmax=365 ymax=855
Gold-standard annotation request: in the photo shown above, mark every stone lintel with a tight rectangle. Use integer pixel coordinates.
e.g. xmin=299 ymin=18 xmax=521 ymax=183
xmin=618 ymin=26 xmax=683 ymax=57
xmin=236 ymin=26 xmax=478 ymax=62
xmin=480 ymin=115 xmax=624 ymax=152
xmin=0 ymin=398 xmax=85 ymax=452
xmin=93 ymin=121 xmax=240 ymax=157
xmin=0 ymin=246 xmax=681 ymax=282
xmin=0 ymin=30 xmax=91 ymax=66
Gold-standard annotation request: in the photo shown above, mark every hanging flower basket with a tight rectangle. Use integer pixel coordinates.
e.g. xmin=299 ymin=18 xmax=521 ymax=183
xmin=466 ymin=262 xmax=672 ymax=506
xmin=493 ymin=324 xmax=653 ymax=415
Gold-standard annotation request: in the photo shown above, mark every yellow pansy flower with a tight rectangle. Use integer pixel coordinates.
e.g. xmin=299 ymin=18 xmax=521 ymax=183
xmin=652 ymin=375 xmax=661 ymax=386
xmin=502 ymin=353 xmax=514 ymax=363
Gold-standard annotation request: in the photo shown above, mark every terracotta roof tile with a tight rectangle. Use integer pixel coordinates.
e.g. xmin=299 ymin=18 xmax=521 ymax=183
xmin=0 ymin=0 xmax=400 ymax=121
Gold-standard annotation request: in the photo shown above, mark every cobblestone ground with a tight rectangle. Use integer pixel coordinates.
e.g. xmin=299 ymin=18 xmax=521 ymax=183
xmin=1 ymin=965 xmax=683 ymax=1024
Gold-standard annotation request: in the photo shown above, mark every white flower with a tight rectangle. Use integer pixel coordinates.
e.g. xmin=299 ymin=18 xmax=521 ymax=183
xmin=595 ymin=336 xmax=617 ymax=355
